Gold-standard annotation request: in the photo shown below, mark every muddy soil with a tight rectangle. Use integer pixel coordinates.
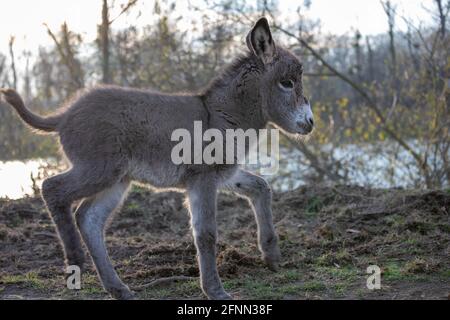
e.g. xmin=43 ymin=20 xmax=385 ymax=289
xmin=0 ymin=185 xmax=449 ymax=300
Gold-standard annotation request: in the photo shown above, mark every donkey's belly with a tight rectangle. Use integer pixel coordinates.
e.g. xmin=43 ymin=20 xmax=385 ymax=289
xmin=128 ymin=160 xmax=185 ymax=189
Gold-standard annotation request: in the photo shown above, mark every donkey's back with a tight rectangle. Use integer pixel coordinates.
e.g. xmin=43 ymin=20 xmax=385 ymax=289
xmin=58 ymin=86 xmax=202 ymax=163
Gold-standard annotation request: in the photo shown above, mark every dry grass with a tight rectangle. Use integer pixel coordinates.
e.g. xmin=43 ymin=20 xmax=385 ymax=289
xmin=0 ymin=185 xmax=449 ymax=300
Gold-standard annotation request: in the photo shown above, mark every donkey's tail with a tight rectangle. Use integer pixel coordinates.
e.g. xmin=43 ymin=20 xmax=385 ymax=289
xmin=1 ymin=88 xmax=60 ymax=133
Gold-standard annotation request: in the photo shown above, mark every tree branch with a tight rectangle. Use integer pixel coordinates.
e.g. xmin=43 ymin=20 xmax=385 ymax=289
xmin=8 ymin=37 xmax=17 ymax=90
xmin=108 ymin=0 xmax=138 ymax=25
xmin=44 ymin=23 xmax=84 ymax=90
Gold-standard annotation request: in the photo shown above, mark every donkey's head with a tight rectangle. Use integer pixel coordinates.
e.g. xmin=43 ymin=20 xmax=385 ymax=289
xmin=245 ymin=17 xmax=314 ymax=135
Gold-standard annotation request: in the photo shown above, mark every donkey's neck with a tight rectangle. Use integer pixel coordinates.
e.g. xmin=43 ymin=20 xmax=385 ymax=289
xmin=201 ymin=55 xmax=267 ymax=132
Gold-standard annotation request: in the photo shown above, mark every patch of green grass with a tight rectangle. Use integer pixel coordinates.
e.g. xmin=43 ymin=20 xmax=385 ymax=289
xmin=79 ymin=286 xmax=105 ymax=295
xmin=314 ymin=266 xmax=360 ymax=297
xmin=383 ymin=262 xmax=404 ymax=281
xmin=272 ymin=269 xmax=302 ymax=283
xmin=384 ymin=214 xmax=405 ymax=227
xmin=301 ymin=280 xmax=326 ymax=292
xmin=317 ymin=266 xmax=358 ymax=281
xmin=140 ymin=280 xmax=201 ymax=299
xmin=176 ymin=280 xmax=201 ymax=292
xmin=403 ymin=258 xmax=430 ymax=274
xmin=223 ymin=278 xmax=282 ymax=299
xmin=72 ymin=274 xmax=105 ymax=296
xmin=126 ymin=202 xmax=141 ymax=211
xmin=440 ymin=269 xmax=450 ymax=277
xmin=381 ymin=257 xmax=438 ymax=282
xmin=278 ymin=284 xmax=303 ymax=295
xmin=316 ymin=249 xmax=352 ymax=267
xmin=131 ymin=186 xmax=148 ymax=194
xmin=81 ymin=273 xmax=104 ymax=287
xmin=333 ymin=283 xmax=348 ymax=297
xmin=223 ymin=279 xmax=240 ymax=291
xmin=382 ymin=261 xmax=431 ymax=282
xmin=317 ymin=253 xmax=333 ymax=266
xmin=0 ymin=272 xmax=45 ymax=289
xmin=249 ymin=282 xmax=284 ymax=299
xmin=336 ymin=249 xmax=352 ymax=261
xmin=305 ymin=197 xmax=323 ymax=216
xmin=398 ymin=240 xmax=424 ymax=255
xmin=404 ymin=237 xmax=419 ymax=246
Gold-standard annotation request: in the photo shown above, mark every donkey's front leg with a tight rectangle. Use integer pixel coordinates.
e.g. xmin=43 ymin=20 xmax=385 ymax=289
xmin=223 ymin=170 xmax=281 ymax=271
xmin=187 ymin=178 xmax=231 ymax=300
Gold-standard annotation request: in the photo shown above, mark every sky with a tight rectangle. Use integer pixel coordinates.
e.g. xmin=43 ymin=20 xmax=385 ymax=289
xmin=307 ymin=0 xmax=433 ymax=34
xmin=0 ymin=0 xmax=435 ymax=63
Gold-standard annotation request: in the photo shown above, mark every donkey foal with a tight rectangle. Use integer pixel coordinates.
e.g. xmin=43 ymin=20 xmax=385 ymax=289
xmin=1 ymin=17 xmax=314 ymax=300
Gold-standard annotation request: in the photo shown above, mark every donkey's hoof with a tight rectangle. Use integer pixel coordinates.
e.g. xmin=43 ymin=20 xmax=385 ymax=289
xmin=265 ymin=260 xmax=280 ymax=272
xmin=207 ymin=290 xmax=233 ymax=300
xmin=109 ymin=286 xmax=135 ymax=300
xmin=263 ymin=253 xmax=281 ymax=272
xmin=218 ymin=292 xmax=233 ymax=300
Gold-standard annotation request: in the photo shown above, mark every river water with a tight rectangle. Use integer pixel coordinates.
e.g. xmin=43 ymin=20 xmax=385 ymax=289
xmin=0 ymin=160 xmax=46 ymax=199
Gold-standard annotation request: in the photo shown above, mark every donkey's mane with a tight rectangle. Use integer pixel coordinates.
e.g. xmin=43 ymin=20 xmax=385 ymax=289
xmin=201 ymin=52 xmax=260 ymax=97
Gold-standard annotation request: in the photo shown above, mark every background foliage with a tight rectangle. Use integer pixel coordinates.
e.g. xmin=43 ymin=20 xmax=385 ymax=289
xmin=0 ymin=0 xmax=448 ymax=189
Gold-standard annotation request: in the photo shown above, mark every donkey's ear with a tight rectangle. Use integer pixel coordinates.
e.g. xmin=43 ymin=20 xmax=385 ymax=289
xmin=246 ymin=17 xmax=276 ymax=64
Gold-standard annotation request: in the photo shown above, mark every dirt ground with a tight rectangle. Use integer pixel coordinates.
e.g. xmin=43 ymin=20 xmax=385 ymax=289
xmin=0 ymin=185 xmax=449 ymax=300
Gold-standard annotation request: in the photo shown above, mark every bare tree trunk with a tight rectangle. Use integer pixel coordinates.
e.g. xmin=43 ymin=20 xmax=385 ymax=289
xmin=8 ymin=37 xmax=17 ymax=90
xmin=23 ymin=51 xmax=32 ymax=102
xmin=435 ymin=0 xmax=447 ymax=39
xmin=45 ymin=23 xmax=84 ymax=92
xmin=116 ymin=34 xmax=129 ymax=86
xmin=354 ymin=31 xmax=363 ymax=80
xmin=381 ymin=1 xmax=398 ymax=89
xmin=365 ymin=36 xmax=375 ymax=82
xmin=0 ymin=56 xmax=6 ymax=87
xmin=101 ymin=0 xmax=138 ymax=85
xmin=405 ymin=29 xmax=420 ymax=70
xmin=99 ymin=0 xmax=111 ymax=84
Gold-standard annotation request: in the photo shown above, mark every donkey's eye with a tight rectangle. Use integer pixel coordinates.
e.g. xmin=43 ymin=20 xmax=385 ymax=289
xmin=279 ymin=80 xmax=294 ymax=90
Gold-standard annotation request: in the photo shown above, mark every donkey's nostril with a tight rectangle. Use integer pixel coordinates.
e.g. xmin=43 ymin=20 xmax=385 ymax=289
xmin=306 ymin=116 xmax=314 ymax=127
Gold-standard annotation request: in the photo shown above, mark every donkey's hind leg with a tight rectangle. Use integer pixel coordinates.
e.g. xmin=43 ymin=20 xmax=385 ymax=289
xmin=41 ymin=171 xmax=88 ymax=268
xmin=75 ymin=180 xmax=132 ymax=300
xmin=42 ymin=165 xmax=124 ymax=270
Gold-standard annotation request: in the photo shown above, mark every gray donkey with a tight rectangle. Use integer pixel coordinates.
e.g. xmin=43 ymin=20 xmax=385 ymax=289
xmin=1 ymin=17 xmax=313 ymax=300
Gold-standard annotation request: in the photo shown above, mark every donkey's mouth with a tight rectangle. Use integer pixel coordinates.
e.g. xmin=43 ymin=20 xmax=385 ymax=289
xmin=296 ymin=121 xmax=314 ymax=135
